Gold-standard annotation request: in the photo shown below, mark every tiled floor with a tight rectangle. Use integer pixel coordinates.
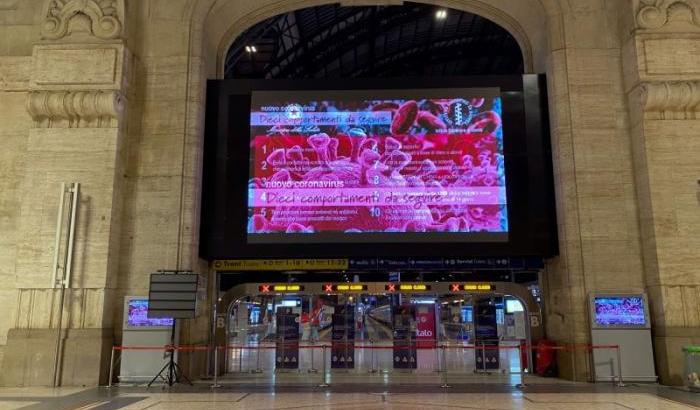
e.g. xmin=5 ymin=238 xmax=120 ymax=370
xmin=0 ymin=382 xmax=698 ymax=410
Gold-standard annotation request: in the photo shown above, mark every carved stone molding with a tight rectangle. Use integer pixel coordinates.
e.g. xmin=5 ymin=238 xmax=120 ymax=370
xmin=26 ymin=90 xmax=124 ymax=128
xmin=41 ymin=0 xmax=124 ymax=40
xmin=641 ymin=81 xmax=700 ymax=119
xmin=636 ymin=0 xmax=700 ymax=30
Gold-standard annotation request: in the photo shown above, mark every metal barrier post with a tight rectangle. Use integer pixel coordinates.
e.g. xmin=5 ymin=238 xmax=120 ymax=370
xmin=440 ymin=345 xmax=451 ymax=388
xmin=481 ymin=342 xmax=486 ymax=372
xmin=434 ymin=340 xmax=440 ymax=373
xmin=318 ymin=345 xmax=329 ymax=387
xmin=369 ymin=339 xmax=377 ymax=373
xmin=571 ymin=345 xmax=577 ymax=383
xmin=211 ymin=346 xmax=222 ymax=388
xmin=238 ymin=345 xmax=243 ymax=373
xmin=308 ymin=344 xmax=318 ymax=373
xmin=615 ymin=346 xmax=625 ymax=387
xmin=108 ymin=346 xmax=115 ymax=388
xmin=252 ymin=344 xmax=263 ymax=373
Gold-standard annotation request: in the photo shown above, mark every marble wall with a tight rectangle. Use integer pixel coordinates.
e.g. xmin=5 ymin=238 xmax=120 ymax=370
xmin=0 ymin=0 xmax=697 ymax=386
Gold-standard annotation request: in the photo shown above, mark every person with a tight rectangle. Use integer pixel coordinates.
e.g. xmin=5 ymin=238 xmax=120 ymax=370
xmin=300 ymin=311 xmax=311 ymax=341
xmin=309 ymin=303 xmax=322 ymax=342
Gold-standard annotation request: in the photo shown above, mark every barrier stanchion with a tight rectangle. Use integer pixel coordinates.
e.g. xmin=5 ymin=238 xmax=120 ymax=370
xmin=308 ymin=344 xmax=318 ymax=373
xmin=237 ymin=345 xmax=243 ymax=373
xmin=318 ymin=345 xmax=329 ymax=387
xmin=108 ymin=346 xmax=115 ymax=388
xmin=571 ymin=345 xmax=577 ymax=383
xmin=481 ymin=342 xmax=487 ymax=373
xmin=368 ymin=339 xmax=377 ymax=373
xmin=252 ymin=344 xmax=263 ymax=373
xmin=211 ymin=346 xmax=222 ymax=388
xmin=615 ymin=345 xmax=625 ymax=387
xmin=440 ymin=345 xmax=451 ymax=388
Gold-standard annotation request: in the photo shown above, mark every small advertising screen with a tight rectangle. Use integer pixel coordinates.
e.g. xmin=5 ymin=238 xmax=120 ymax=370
xmin=127 ymin=299 xmax=174 ymax=328
xmin=247 ymin=88 xmax=508 ymax=244
xmin=593 ymin=296 xmax=646 ymax=327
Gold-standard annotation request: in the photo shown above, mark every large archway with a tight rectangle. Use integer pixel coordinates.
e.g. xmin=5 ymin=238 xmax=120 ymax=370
xmin=224 ymin=3 xmax=525 ymax=79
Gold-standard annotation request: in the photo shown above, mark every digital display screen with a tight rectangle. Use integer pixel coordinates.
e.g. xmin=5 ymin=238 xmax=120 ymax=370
xmin=505 ymin=299 xmax=524 ymax=313
xmin=247 ymin=89 xmax=508 ymax=244
xmin=127 ymin=299 xmax=173 ymax=328
xmin=593 ymin=296 xmax=646 ymax=327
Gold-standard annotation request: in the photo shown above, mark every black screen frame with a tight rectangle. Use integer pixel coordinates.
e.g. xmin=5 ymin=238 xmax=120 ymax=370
xmin=200 ymin=75 xmax=558 ymax=259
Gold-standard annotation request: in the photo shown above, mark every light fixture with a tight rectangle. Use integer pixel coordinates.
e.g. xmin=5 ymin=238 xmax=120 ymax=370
xmin=245 ymin=45 xmax=257 ymax=53
xmin=435 ymin=9 xmax=447 ymax=20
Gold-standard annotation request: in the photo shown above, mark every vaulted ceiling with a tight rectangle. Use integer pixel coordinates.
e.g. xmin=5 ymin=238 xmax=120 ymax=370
xmin=225 ymin=2 xmax=524 ymax=79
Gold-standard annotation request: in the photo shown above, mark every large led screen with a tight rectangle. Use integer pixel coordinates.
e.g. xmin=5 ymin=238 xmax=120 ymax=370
xmin=593 ymin=296 xmax=646 ymax=327
xmin=247 ymin=89 xmax=508 ymax=244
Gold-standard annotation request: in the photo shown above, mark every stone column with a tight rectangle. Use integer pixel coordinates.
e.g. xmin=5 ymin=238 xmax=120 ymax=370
xmin=542 ymin=1 xmax=646 ymax=381
xmin=622 ymin=0 xmax=700 ymax=385
xmin=0 ymin=0 xmax=129 ymax=386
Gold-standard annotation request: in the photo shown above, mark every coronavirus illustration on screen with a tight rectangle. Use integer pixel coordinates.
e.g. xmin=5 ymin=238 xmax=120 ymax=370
xmin=247 ymin=90 xmax=508 ymax=244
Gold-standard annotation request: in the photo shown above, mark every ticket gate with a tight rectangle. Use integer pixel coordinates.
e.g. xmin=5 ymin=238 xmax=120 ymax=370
xmin=214 ymin=282 xmax=542 ymax=376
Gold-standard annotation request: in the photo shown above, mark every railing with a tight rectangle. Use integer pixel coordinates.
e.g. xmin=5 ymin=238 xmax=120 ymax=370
xmin=108 ymin=342 xmax=625 ymax=388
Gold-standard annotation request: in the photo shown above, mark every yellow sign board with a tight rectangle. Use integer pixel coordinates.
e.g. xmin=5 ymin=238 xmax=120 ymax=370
xmin=463 ymin=284 xmax=494 ymax=291
xmin=399 ymin=284 xmax=430 ymax=291
xmin=212 ymin=259 xmax=349 ymax=271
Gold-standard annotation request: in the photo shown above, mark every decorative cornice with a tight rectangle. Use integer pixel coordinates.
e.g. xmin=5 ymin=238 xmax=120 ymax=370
xmin=26 ymin=90 xmax=124 ymax=128
xmin=41 ymin=0 xmax=124 ymax=40
xmin=636 ymin=0 xmax=700 ymax=30
xmin=641 ymin=81 xmax=700 ymax=119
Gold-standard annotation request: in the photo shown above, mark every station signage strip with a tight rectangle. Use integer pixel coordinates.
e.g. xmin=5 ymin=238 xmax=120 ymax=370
xmin=450 ymin=283 xmax=495 ymax=292
xmin=213 ymin=257 xmax=544 ymax=271
xmin=255 ymin=283 xmax=496 ymax=294
xmin=259 ymin=284 xmax=305 ymax=293
xmin=214 ymin=259 xmax=349 ymax=271
xmin=323 ymin=284 xmax=367 ymax=292
xmin=385 ymin=283 xmax=431 ymax=292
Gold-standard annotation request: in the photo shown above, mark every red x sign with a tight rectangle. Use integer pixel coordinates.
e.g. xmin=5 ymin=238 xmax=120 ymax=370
xmin=323 ymin=284 xmax=333 ymax=293
xmin=259 ymin=284 xmax=270 ymax=293
xmin=450 ymin=283 xmax=461 ymax=292
xmin=386 ymin=283 xmax=396 ymax=292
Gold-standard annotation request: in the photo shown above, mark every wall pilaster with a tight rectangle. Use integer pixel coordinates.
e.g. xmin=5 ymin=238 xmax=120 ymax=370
xmin=0 ymin=0 xmax=129 ymax=387
xmin=622 ymin=0 xmax=700 ymax=385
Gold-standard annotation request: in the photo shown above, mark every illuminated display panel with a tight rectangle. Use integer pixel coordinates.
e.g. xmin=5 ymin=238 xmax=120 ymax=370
xmin=247 ymin=89 xmax=508 ymax=244
xmin=385 ymin=283 xmax=431 ymax=292
xmin=325 ymin=284 xmax=367 ymax=292
xmin=258 ymin=284 xmax=304 ymax=293
xmin=450 ymin=283 xmax=494 ymax=291
xmin=126 ymin=299 xmax=173 ymax=328
xmin=593 ymin=296 xmax=647 ymax=327
xmin=200 ymin=76 xmax=559 ymax=260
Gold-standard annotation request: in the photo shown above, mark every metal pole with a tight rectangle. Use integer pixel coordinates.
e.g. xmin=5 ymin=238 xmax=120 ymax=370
xmin=52 ymin=183 xmax=78 ymax=388
xmin=571 ymin=345 xmax=576 ymax=383
xmin=211 ymin=346 xmax=221 ymax=388
xmin=615 ymin=346 xmax=625 ymax=387
xmin=108 ymin=347 xmax=115 ymax=388
xmin=253 ymin=344 xmax=262 ymax=373
xmin=51 ymin=183 xmax=66 ymax=288
xmin=481 ymin=342 xmax=486 ymax=372
xmin=64 ymin=183 xmax=79 ymax=289
xmin=318 ymin=345 xmax=329 ymax=387
xmin=238 ymin=345 xmax=243 ymax=373
xmin=440 ymin=345 xmax=451 ymax=388
xmin=308 ymin=343 xmax=317 ymax=373
xmin=369 ymin=339 xmax=377 ymax=373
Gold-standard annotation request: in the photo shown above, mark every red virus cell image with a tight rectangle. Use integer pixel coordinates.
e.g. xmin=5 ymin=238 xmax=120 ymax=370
xmin=247 ymin=96 xmax=507 ymax=239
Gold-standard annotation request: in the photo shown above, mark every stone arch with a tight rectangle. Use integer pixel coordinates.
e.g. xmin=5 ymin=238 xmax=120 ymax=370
xmin=188 ymin=0 xmax=560 ymax=79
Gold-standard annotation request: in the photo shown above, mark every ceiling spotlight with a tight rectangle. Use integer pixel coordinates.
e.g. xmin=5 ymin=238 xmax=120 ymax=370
xmin=435 ymin=9 xmax=447 ymax=20
xmin=245 ymin=45 xmax=257 ymax=53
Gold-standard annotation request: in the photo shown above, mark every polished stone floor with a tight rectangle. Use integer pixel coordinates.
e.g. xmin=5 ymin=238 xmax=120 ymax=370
xmin=0 ymin=382 xmax=698 ymax=410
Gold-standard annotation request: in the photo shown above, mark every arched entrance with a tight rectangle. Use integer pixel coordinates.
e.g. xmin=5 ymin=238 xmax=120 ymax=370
xmin=184 ymin=0 xmax=565 ymax=383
